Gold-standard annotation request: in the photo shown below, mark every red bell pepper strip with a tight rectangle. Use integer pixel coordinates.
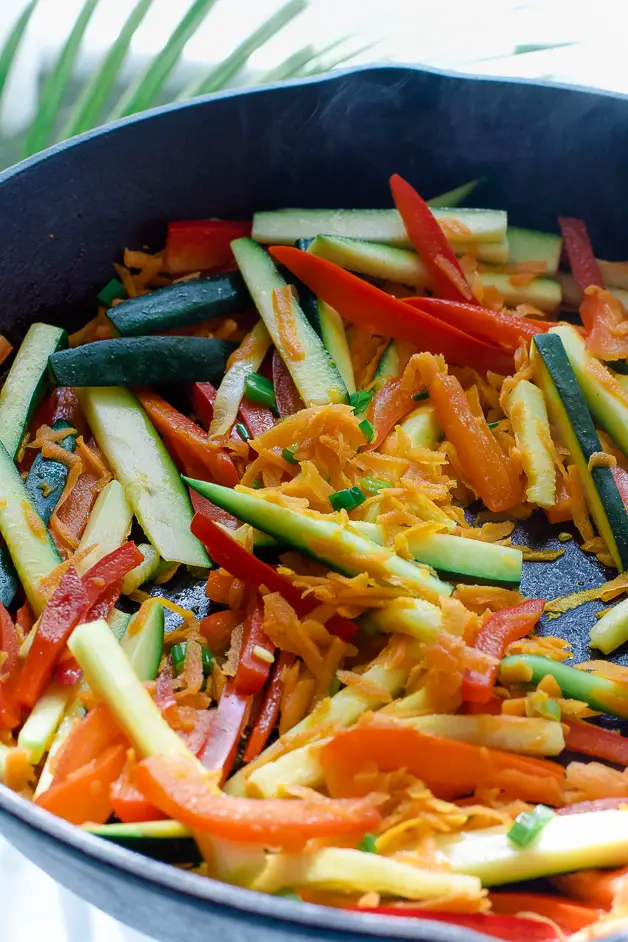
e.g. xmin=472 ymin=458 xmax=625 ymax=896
xmin=52 ymin=387 xmax=88 ymax=438
xmin=489 ymin=892 xmax=603 ymax=932
xmin=242 ymin=651 xmax=296 ymax=763
xmin=239 ymin=397 xmax=276 ymax=437
xmin=190 ymin=513 xmax=357 ymax=641
xmin=367 ymin=377 xmax=421 ymax=449
xmin=134 ymin=752 xmax=381 ymax=848
xmin=16 ymin=567 xmax=90 ymax=710
xmin=199 ymin=681 xmax=251 ymax=779
xmin=564 ymin=720 xmax=628 ymax=766
xmin=270 ymin=247 xmax=513 ymax=375
xmin=430 ymin=371 xmax=523 ymax=511
xmin=81 ymin=541 xmax=144 ymax=608
xmin=190 ymin=381 xmax=218 ymax=428
xmin=135 ymin=387 xmax=239 ymax=488
xmin=272 ymin=349 xmax=304 ymax=417
xmin=462 ymin=599 xmax=545 ymax=703
xmin=612 ymin=466 xmax=628 ymax=510
xmin=0 ymin=603 xmax=22 ymax=728
xmin=349 ymin=908 xmax=561 ymax=942
xmin=85 ymin=580 xmax=123 ymax=621
xmin=54 ymin=656 xmax=84 ymax=687
xmin=15 ymin=602 xmax=34 ymax=642
xmin=559 ymin=217 xmax=604 ymax=316
xmin=234 ymin=602 xmax=274 ymax=696
xmin=582 ymin=287 xmax=628 ymax=360
xmin=178 ymin=708 xmax=214 ymax=757
xmin=405 ymin=296 xmax=549 ymax=350
xmin=164 ymin=219 xmax=251 ymax=275
xmin=389 ymin=173 xmax=478 ymax=304
xmin=319 ymin=719 xmax=565 ymax=804
xmin=37 ymin=743 xmax=127 ymax=825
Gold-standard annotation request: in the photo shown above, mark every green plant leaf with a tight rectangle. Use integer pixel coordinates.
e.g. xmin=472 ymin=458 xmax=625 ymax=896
xmin=258 ymin=45 xmax=317 ymax=83
xmin=427 ymin=179 xmax=482 ymax=209
xmin=22 ymin=0 xmax=100 ymax=158
xmin=108 ymin=0 xmax=218 ymax=120
xmin=59 ymin=0 xmax=154 ymax=141
xmin=0 ymin=0 xmax=38 ymax=104
xmin=179 ymin=0 xmax=307 ymax=99
xmin=305 ymin=40 xmax=378 ymax=76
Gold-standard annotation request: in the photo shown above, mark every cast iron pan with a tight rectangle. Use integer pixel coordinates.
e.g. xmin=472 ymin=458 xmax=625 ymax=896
xmin=0 ymin=64 xmax=626 ymax=942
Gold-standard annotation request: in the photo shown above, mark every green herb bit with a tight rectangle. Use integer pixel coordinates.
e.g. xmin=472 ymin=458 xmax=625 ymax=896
xmin=358 ymin=419 xmax=374 ymax=443
xmin=235 ymin=423 xmax=251 ymax=442
xmin=508 ymin=804 xmax=555 ymax=848
xmin=349 ymin=389 xmax=374 ymax=414
xmin=329 ymin=485 xmax=366 ymax=512
xmin=413 ymin=390 xmax=429 ymax=402
xmin=244 ymin=372 xmax=276 ymax=410
xmin=358 ymin=833 xmax=378 ymax=854
xmin=360 ymin=477 xmax=392 ymax=494
xmin=281 ymin=446 xmax=298 ymax=464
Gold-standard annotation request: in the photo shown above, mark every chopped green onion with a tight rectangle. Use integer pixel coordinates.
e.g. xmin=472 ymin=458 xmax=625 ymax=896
xmin=488 ymin=421 xmax=500 ymax=430
xmin=358 ymin=419 xmax=375 ymax=443
xmin=244 ymin=372 xmax=276 ymax=410
xmin=329 ymin=485 xmax=366 ymax=512
xmin=360 ymin=477 xmax=392 ymax=494
xmin=281 ymin=447 xmax=298 ymax=464
xmin=235 ymin=423 xmax=251 ymax=442
xmin=97 ymin=277 xmax=126 ymax=307
xmin=349 ymin=389 xmax=374 ymax=414
xmin=252 ymin=480 xmax=262 ymax=489
xmin=358 ymin=833 xmax=378 ymax=853
xmin=508 ymin=804 xmax=555 ymax=848
xmin=413 ymin=390 xmax=429 ymax=402
xmin=171 ymin=641 xmax=213 ymax=677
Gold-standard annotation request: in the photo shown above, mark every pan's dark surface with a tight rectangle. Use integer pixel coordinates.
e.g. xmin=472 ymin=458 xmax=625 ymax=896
xmin=0 ymin=64 xmax=627 ymax=942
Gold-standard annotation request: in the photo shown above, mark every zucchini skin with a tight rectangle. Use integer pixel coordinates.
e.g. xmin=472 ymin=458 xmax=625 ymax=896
xmin=49 ymin=337 xmax=237 ymax=387
xmin=108 ymin=273 xmax=249 ymax=337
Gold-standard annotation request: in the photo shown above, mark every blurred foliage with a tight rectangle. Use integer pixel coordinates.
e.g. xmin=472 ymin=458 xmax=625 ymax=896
xmin=0 ymin=0 xmax=368 ymax=169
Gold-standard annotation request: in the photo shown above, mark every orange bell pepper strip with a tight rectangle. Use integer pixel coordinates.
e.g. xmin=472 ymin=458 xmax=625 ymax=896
xmin=559 ymin=217 xmax=604 ymax=317
xmin=36 ymin=743 xmax=126 ymax=825
xmin=16 ymin=567 xmax=90 ymax=710
xmin=0 ymin=603 xmax=22 ymax=728
xmin=110 ymin=752 xmax=166 ymax=823
xmin=134 ymin=752 xmax=381 ymax=848
xmin=199 ymin=681 xmax=251 ymax=779
xmin=319 ymin=719 xmax=565 ymax=804
xmin=462 ymin=599 xmax=545 ymax=703
xmin=269 ymin=246 xmax=514 ymax=375
xmin=243 ymin=651 xmax=296 ymax=763
xmin=489 ymin=892 xmax=603 ymax=932
xmin=429 ymin=372 xmax=523 ymax=512
xmin=191 ymin=513 xmax=358 ymax=641
xmin=545 ymin=474 xmax=571 ymax=524
xmin=553 ymin=865 xmax=628 ymax=910
xmin=582 ymin=286 xmax=628 ymax=360
xmin=405 ymin=297 xmax=549 ymax=350
xmin=564 ymin=720 xmax=628 ymax=767
xmin=347 ymin=909 xmax=561 ymax=942
xmin=234 ymin=602 xmax=274 ymax=696
xmin=389 ymin=173 xmax=477 ymax=305
xmin=272 ymin=349 xmax=304 ymax=417
xmin=367 ymin=377 xmax=420 ymax=449
xmin=134 ymin=387 xmax=238 ymax=488
xmin=52 ymin=703 xmax=126 ymax=784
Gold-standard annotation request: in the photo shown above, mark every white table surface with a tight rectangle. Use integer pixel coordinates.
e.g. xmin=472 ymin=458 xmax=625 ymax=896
xmin=0 ymin=0 xmax=622 ymax=938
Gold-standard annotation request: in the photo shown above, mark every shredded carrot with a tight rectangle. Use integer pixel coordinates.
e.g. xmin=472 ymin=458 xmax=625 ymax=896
xmin=273 ymin=285 xmax=305 ymax=361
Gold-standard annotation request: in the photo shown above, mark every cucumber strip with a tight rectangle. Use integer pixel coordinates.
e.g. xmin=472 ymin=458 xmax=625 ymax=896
xmin=590 ymin=598 xmax=628 ymax=654
xmin=532 ymin=333 xmax=628 ymax=572
xmin=435 ymin=811 xmax=628 ymax=885
xmin=120 ymin=598 xmax=165 ymax=682
xmin=121 ymin=542 xmax=161 ymax=595
xmin=507 ymin=380 xmax=556 ymax=509
xmin=107 ymin=272 xmax=249 ymax=337
xmin=34 ymin=701 xmax=84 ymax=798
xmin=75 ymin=479 xmax=133 ymax=575
xmin=506 ymin=227 xmax=563 ymax=274
xmin=85 ymin=820 xmax=200 ymax=864
xmin=108 ymin=607 xmax=132 ymax=641
xmin=252 ymin=207 xmax=507 ymax=246
xmin=49 ymin=337 xmax=236 ymax=387
xmin=0 ymin=440 xmax=61 ymax=615
xmin=427 ymin=178 xmax=481 ymax=208
xmin=359 ymin=596 xmax=443 ymax=642
xmin=373 ymin=341 xmax=401 ymax=380
xmin=559 ymin=272 xmax=628 ymax=309
xmin=350 ymin=522 xmax=523 ymax=584
xmin=458 ymin=237 xmax=509 ymax=265
xmin=209 ymin=320 xmax=272 ymax=438
xmin=0 ymin=323 xmax=67 ymax=459
xmin=389 ymin=403 xmax=443 ymax=450
xmin=25 ymin=420 xmax=77 ymax=524
xmin=231 ymin=238 xmax=347 ymax=406
xmin=403 ymin=714 xmax=564 ymax=756
xmin=308 ymin=235 xmax=560 ymax=312
xmin=68 ymin=618 xmax=197 ymax=762
xmin=184 ymin=479 xmax=453 ymax=601
xmin=0 ymin=559 xmax=18 ymax=609
xmin=79 ymin=387 xmax=209 ymax=567
xmin=17 ymin=682 xmax=75 ymax=765
xmin=599 ymin=260 xmax=628 ymax=291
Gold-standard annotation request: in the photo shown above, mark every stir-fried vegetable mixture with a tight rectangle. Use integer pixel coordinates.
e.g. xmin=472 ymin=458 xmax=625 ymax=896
xmin=5 ymin=175 xmax=628 ymax=941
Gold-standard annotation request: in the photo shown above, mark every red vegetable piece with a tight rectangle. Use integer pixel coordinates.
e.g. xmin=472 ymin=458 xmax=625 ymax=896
xmin=270 ymin=246 xmax=513 ymax=375
xmin=234 ymin=602 xmax=274 ymax=696
xmin=0 ymin=603 xmax=22 ymax=728
xmin=190 ymin=382 xmax=217 ymax=428
xmin=165 ymin=220 xmax=251 ymax=275
xmin=389 ymin=173 xmax=477 ymax=304
xmin=199 ymin=682 xmax=251 ymax=780
xmin=272 ymin=350 xmax=304 ymax=417
xmin=557 ymin=796 xmax=628 ymax=816
xmin=405 ymin=296 xmax=549 ymax=350
xmin=564 ymin=720 xmax=628 ymax=767
xmin=559 ymin=217 xmax=604 ymax=316
xmin=52 ymin=387 xmax=88 ymax=438
xmin=110 ymin=757 xmax=166 ymax=823
xmin=490 ymin=892 xmax=603 ymax=932
xmin=243 ymin=651 xmax=296 ymax=763
xmin=349 ymin=908 xmax=561 ymax=942
xmin=462 ymin=599 xmax=545 ymax=703
xmin=81 ymin=542 xmax=143 ymax=608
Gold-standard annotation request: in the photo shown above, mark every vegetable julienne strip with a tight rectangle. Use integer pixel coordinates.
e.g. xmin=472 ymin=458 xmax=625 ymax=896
xmin=5 ymin=185 xmax=628 ymax=937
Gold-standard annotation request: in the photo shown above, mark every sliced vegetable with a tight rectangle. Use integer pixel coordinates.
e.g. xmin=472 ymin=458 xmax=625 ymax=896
xmin=80 ymin=386 xmax=209 ymax=567
xmin=49 ymin=337 xmax=236 ymax=387
xmin=558 ymin=216 xmax=604 ymax=303
xmin=532 ymin=331 xmax=628 ymax=571
xmin=427 ymin=178 xmax=481 ymax=208
xmin=564 ymin=720 xmax=628 ymax=766
xmin=499 ymin=655 xmax=628 ymax=718
xmin=295 ymin=267 xmax=356 ymax=394
xmin=36 ymin=743 xmax=126 ymax=825
xmin=462 ymin=599 xmax=545 ymax=703
xmin=164 ymin=221 xmax=251 ymax=274
xmin=121 ymin=542 xmax=160 ymax=595
xmin=51 ymin=703 xmax=124 ymax=785
xmin=171 ymin=641 xmax=212 ymax=677
xmin=25 ymin=419 xmax=78 ymax=524
xmin=508 ymin=804 xmax=556 ymax=848
xmin=590 ymin=597 xmax=628 ymax=653
xmin=120 ymin=599 xmax=165 ymax=682
xmin=232 ymin=239 xmax=347 ymax=407
xmin=329 ymin=486 xmax=366 ymax=512
xmin=235 ymin=603 xmax=274 ymax=696
xmin=272 ymin=349 xmax=304 ymax=417
xmin=507 ymin=380 xmax=556 ymax=508
xmin=244 ymin=372 xmax=276 ymax=410
xmin=270 ymin=247 xmax=513 ymax=375
xmin=489 ymin=892 xmax=602 ymax=932
xmin=199 ymin=682 xmax=250 ymax=779
xmin=17 ymin=681 xmax=76 ymax=765
xmin=405 ymin=714 xmax=564 ymax=756
xmin=74 ymin=480 xmax=133 ymax=575
xmin=110 ymin=758 xmax=165 ymax=824
xmin=187 ymin=483 xmax=453 ymax=601
xmin=190 ymin=512 xmax=358 ymax=641
xmin=351 ymin=909 xmax=561 ymax=941
xmin=208 ymin=321 xmax=272 ymax=438
xmin=243 ymin=651 xmax=296 ymax=763
xmin=405 ymin=296 xmax=548 ymax=350
xmin=0 ymin=603 xmax=22 ymax=729
xmin=430 ymin=372 xmax=522 ymax=512
xmin=85 ymin=819 xmax=199 ymax=864
xmin=0 ymin=323 xmax=67 ymax=459
xmin=97 ymin=278 xmax=126 ymax=307
xmin=507 ymin=227 xmax=562 ymax=274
